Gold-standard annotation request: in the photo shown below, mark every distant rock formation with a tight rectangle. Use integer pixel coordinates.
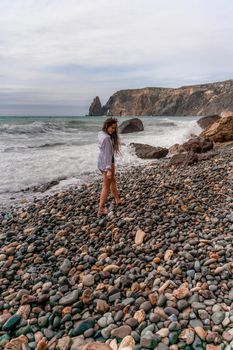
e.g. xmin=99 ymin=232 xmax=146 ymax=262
xmin=89 ymin=79 xmax=233 ymax=116
xmin=89 ymin=96 xmax=103 ymax=116
xmin=118 ymin=118 xmax=144 ymax=134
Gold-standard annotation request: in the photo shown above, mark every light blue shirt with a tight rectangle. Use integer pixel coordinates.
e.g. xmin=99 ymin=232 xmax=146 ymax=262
xmin=97 ymin=131 xmax=114 ymax=171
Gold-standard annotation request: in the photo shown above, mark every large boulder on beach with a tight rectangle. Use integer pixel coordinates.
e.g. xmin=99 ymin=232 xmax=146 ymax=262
xmin=182 ymin=137 xmax=213 ymax=153
xmin=197 ymin=114 xmax=221 ymax=129
xmin=169 ymin=137 xmax=213 ymax=155
xmin=168 ymin=143 xmax=186 ymax=154
xmin=200 ymin=111 xmax=233 ymax=142
xmin=130 ymin=143 xmax=168 ymax=159
xmin=169 ymin=152 xmax=198 ymax=166
xmin=89 ymin=96 xmax=103 ymax=116
xmin=119 ymin=118 xmax=144 ymax=134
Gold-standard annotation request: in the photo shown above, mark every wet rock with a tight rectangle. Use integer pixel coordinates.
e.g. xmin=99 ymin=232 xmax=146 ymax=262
xmin=119 ymin=118 xmax=144 ymax=134
xmin=197 ymin=115 xmax=221 ymax=129
xmin=130 ymin=143 xmax=168 ymax=159
xmin=201 ymin=111 xmax=233 ymax=142
xmin=182 ymin=137 xmax=213 ymax=153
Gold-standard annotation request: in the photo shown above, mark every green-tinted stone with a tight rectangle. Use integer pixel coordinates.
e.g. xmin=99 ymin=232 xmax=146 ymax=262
xmin=53 ymin=316 xmax=61 ymax=329
xmin=62 ymin=314 xmax=72 ymax=323
xmin=28 ymin=342 xmax=37 ymax=350
xmin=43 ymin=328 xmax=55 ymax=340
xmin=26 ymin=333 xmax=35 ymax=342
xmin=69 ymin=318 xmax=95 ymax=336
xmin=131 ymin=330 xmax=140 ymax=342
xmin=0 ymin=334 xmax=10 ymax=347
xmin=15 ymin=324 xmax=31 ymax=336
xmin=192 ymin=335 xmax=204 ymax=350
xmin=38 ymin=316 xmax=49 ymax=328
xmin=138 ymin=321 xmax=147 ymax=333
xmin=31 ymin=325 xmax=39 ymax=333
xmin=140 ymin=333 xmax=161 ymax=349
xmin=48 ymin=313 xmax=54 ymax=325
xmin=2 ymin=314 xmax=21 ymax=331
xmin=169 ymin=331 xmax=178 ymax=345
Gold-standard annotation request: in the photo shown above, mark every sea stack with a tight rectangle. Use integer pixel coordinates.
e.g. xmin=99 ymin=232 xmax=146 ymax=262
xmin=89 ymin=96 xmax=103 ymax=116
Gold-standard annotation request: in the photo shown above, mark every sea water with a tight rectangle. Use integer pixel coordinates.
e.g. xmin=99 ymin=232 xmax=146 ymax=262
xmin=0 ymin=115 xmax=201 ymax=207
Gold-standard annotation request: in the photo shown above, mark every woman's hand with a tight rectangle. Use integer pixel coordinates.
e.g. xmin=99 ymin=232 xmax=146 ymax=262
xmin=106 ymin=170 xmax=112 ymax=179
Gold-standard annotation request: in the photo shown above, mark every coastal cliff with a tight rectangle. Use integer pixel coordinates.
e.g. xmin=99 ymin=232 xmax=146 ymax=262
xmin=89 ymin=79 xmax=233 ymax=116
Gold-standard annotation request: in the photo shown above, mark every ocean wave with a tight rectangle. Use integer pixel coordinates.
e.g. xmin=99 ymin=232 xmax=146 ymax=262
xmin=3 ymin=142 xmax=67 ymax=152
xmin=154 ymin=121 xmax=177 ymax=127
xmin=65 ymin=120 xmax=84 ymax=128
xmin=0 ymin=121 xmax=67 ymax=135
xmin=36 ymin=142 xmax=66 ymax=148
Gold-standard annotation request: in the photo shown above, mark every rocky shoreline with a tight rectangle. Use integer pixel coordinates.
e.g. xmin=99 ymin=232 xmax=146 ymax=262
xmin=0 ymin=144 xmax=233 ymax=350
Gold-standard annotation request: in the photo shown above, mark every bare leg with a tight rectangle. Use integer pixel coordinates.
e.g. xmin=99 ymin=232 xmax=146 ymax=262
xmin=99 ymin=172 xmax=111 ymax=213
xmin=110 ymin=164 xmax=121 ymax=204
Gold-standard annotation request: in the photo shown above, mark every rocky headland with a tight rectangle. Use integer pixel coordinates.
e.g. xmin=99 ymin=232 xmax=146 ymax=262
xmin=88 ymin=79 xmax=233 ymax=117
xmin=0 ymin=115 xmax=233 ymax=350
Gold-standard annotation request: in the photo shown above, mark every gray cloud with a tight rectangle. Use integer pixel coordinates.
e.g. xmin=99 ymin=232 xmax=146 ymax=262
xmin=0 ymin=0 xmax=233 ymax=115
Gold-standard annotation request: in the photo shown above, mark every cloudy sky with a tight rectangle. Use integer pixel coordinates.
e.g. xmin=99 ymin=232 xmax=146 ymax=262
xmin=1 ymin=0 xmax=233 ymax=116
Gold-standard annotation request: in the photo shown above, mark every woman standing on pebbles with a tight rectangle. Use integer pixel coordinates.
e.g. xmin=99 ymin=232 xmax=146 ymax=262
xmin=97 ymin=117 xmax=122 ymax=215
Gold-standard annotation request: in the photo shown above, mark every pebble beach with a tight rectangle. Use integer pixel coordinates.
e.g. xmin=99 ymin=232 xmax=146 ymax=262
xmin=0 ymin=144 xmax=233 ymax=350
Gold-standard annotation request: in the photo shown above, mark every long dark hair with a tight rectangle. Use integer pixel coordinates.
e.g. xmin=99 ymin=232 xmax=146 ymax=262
xmin=102 ymin=117 xmax=120 ymax=154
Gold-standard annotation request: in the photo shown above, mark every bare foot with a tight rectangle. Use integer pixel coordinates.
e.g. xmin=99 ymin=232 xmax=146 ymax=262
xmin=115 ymin=198 xmax=125 ymax=206
xmin=97 ymin=207 xmax=108 ymax=216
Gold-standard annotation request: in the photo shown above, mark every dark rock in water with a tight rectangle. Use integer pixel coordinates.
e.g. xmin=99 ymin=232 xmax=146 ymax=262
xmin=197 ymin=114 xmax=221 ymax=129
xmin=130 ymin=143 xmax=168 ymax=159
xmin=169 ymin=151 xmax=198 ymax=166
xmin=182 ymin=137 xmax=213 ymax=153
xmin=89 ymin=96 xmax=103 ymax=116
xmin=119 ymin=118 xmax=144 ymax=134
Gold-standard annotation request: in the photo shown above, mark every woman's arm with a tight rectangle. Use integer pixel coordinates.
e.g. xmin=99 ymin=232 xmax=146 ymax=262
xmin=102 ymin=137 xmax=113 ymax=171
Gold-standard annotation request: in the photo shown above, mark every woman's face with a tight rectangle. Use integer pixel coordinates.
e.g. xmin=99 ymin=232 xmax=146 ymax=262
xmin=107 ymin=123 xmax=117 ymax=135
